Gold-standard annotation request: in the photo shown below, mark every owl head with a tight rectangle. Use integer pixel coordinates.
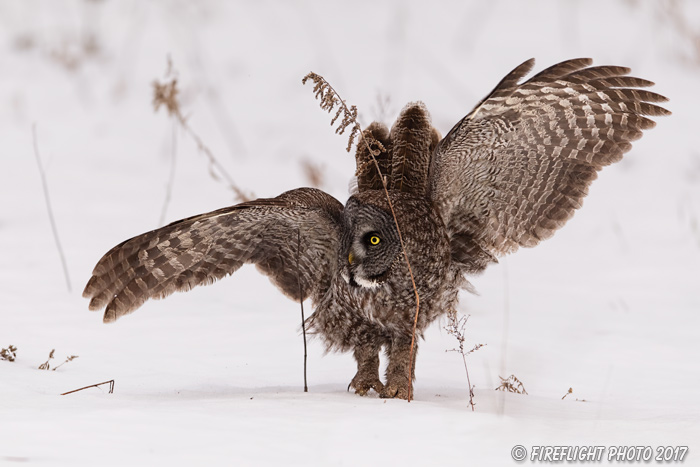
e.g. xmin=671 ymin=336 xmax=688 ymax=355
xmin=340 ymin=196 xmax=401 ymax=289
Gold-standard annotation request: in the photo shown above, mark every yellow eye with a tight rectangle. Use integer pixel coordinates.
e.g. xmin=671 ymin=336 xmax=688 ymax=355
xmin=369 ymin=235 xmax=380 ymax=245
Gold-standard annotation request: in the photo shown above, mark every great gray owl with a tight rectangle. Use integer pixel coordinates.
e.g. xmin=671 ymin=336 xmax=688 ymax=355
xmin=84 ymin=58 xmax=668 ymax=399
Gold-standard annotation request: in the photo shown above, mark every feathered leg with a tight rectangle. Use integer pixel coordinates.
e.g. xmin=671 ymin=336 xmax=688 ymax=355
xmin=381 ymin=336 xmax=416 ymax=399
xmin=348 ymin=343 xmax=384 ymax=396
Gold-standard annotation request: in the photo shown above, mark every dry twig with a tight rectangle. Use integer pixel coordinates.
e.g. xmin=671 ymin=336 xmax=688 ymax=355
xmin=302 ymin=72 xmax=421 ymax=401
xmin=61 ymin=380 xmax=114 ymax=396
xmin=498 ymin=259 xmax=511 ymax=414
xmin=297 ymin=229 xmax=308 ymax=392
xmin=52 ymin=355 xmax=79 ymax=371
xmin=38 ymin=349 xmax=79 ymax=371
xmin=152 ymin=59 xmax=251 ymax=203
xmin=445 ymin=311 xmax=485 ymax=410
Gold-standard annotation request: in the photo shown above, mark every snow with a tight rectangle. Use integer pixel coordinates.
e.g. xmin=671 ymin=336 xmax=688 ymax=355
xmin=1 ymin=1 xmax=699 ymax=465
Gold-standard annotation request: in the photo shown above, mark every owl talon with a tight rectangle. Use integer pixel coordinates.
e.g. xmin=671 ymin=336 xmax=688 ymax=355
xmin=348 ymin=373 xmax=384 ymax=396
xmin=379 ymin=379 xmax=411 ymax=400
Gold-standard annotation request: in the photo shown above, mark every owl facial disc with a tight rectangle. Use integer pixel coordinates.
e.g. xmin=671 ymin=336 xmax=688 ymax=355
xmin=339 ymin=197 xmax=402 ymax=290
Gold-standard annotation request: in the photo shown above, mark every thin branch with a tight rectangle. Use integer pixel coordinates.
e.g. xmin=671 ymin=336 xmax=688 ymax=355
xmin=296 ymin=229 xmax=308 ymax=392
xmin=445 ymin=312 xmax=485 ymax=410
xmin=152 ymin=66 xmax=251 ymax=203
xmin=52 ymin=355 xmax=79 ymax=371
xmin=32 ymin=124 xmax=72 ymax=293
xmin=204 ymin=87 xmax=249 ymax=159
xmin=61 ymin=379 xmax=114 ymax=395
xmin=179 ymin=118 xmax=251 ymax=203
xmin=464 ymin=356 xmax=474 ymax=410
xmin=498 ymin=258 xmax=510 ymax=415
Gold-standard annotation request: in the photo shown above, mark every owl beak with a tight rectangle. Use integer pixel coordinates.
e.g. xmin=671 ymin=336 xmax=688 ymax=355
xmin=343 ymin=250 xmax=359 ymax=287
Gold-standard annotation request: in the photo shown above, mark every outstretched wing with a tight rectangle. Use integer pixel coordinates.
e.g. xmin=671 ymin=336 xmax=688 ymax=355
xmin=83 ymin=188 xmax=343 ymax=323
xmin=429 ymin=58 xmax=670 ymax=273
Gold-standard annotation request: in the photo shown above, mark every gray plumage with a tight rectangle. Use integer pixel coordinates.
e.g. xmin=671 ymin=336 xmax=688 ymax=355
xmin=84 ymin=58 xmax=669 ymax=398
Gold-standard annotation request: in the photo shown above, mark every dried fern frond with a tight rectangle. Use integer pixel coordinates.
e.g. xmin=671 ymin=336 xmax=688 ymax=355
xmin=302 ymin=72 xmax=384 ymax=155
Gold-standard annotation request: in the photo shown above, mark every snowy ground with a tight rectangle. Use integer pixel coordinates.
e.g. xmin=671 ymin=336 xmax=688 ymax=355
xmin=1 ymin=1 xmax=699 ymax=465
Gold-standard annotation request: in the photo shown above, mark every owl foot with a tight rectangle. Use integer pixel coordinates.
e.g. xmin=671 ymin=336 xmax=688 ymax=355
xmin=348 ymin=373 xmax=384 ymax=396
xmin=379 ymin=375 xmax=411 ymax=399
xmin=380 ymin=338 xmax=416 ymax=399
xmin=350 ymin=344 xmax=383 ymax=396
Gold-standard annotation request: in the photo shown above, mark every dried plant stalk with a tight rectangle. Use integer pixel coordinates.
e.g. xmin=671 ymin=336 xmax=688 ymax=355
xmin=152 ymin=59 xmax=251 ymax=204
xmin=52 ymin=355 xmax=79 ymax=371
xmin=302 ymin=72 xmax=420 ymax=401
xmin=297 ymin=229 xmax=308 ymax=392
xmin=445 ymin=310 xmax=485 ymax=410
xmin=61 ymin=380 xmax=114 ymax=395
xmin=32 ymin=124 xmax=72 ymax=293
xmin=37 ymin=349 xmax=79 ymax=371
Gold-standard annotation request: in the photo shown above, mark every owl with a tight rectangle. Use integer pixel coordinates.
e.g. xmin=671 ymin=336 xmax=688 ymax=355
xmin=84 ymin=58 xmax=668 ymax=399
